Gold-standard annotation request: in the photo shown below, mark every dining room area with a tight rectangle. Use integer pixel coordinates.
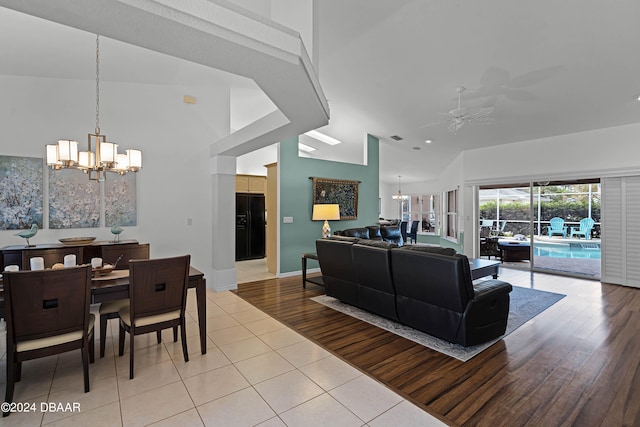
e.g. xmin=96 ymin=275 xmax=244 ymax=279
xmin=0 ymin=237 xmax=440 ymax=426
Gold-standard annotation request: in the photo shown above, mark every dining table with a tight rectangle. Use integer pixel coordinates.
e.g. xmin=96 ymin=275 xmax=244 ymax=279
xmin=0 ymin=266 xmax=208 ymax=355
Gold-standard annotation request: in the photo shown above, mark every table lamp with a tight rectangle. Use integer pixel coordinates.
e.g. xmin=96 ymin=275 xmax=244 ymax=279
xmin=312 ymin=204 xmax=340 ymax=238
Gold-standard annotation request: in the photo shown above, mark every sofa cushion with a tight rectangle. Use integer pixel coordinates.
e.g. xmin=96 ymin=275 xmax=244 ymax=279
xmin=355 ymin=239 xmax=398 ymax=249
xmin=316 ymin=239 xmax=358 ymax=306
xmin=365 ymin=226 xmax=383 ymax=240
xmin=351 ymin=243 xmax=398 ymax=320
xmin=327 ymin=235 xmax=360 ymax=243
xmin=399 ymin=245 xmax=457 ymax=256
xmin=380 ymin=225 xmax=404 ymax=246
xmin=340 ymin=228 xmax=371 ymax=239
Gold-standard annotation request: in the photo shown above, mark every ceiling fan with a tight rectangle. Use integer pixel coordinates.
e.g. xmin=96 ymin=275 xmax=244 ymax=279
xmin=422 ymin=86 xmax=495 ymax=134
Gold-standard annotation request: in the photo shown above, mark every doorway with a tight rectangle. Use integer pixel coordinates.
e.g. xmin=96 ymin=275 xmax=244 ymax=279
xmin=479 ymin=180 xmax=601 ymax=279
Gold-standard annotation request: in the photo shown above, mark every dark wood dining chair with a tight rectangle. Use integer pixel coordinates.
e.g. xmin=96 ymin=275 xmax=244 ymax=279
xmin=3 ymin=265 xmax=94 ymax=417
xmin=118 ymin=255 xmax=191 ymax=379
xmin=100 ymin=243 xmax=150 ymax=270
xmin=98 ymin=243 xmax=150 ymax=358
xmin=407 ymin=220 xmax=419 ymax=243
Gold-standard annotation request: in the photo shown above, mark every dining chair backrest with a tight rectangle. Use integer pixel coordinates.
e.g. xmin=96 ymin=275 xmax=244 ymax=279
xmin=4 ymin=265 xmax=92 ymax=344
xmin=101 ymin=243 xmax=150 ymax=270
xmin=128 ymin=255 xmax=190 ymax=322
xmin=400 ymin=221 xmax=408 ymax=241
xmin=21 ymin=247 xmax=83 ymax=270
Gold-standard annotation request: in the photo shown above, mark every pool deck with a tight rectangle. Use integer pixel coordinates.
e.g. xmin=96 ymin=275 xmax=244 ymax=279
xmin=499 ymin=235 xmax=601 ymax=245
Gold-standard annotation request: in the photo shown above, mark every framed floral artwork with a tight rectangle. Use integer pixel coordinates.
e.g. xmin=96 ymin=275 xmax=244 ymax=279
xmin=105 ymin=172 xmax=137 ymax=226
xmin=0 ymin=155 xmax=43 ymax=230
xmin=49 ymin=168 xmax=100 ymax=228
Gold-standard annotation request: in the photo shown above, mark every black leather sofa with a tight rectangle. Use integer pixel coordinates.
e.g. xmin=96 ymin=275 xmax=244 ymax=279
xmin=315 ymin=238 xmax=513 ymax=347
xmin=334 ymin=225 xmax=404 ymax=246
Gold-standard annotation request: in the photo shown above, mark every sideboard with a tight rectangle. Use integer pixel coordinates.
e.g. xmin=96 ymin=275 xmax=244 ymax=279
xmin=1 ymin=240 xmax=145 ymax=270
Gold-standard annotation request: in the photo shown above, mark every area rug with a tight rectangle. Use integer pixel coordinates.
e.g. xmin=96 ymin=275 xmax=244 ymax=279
xmin=310 ymin=285 xmax=565 ymax=362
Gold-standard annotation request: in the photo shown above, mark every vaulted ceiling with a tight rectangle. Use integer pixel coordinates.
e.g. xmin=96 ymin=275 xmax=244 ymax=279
xmin=314 ymin=0 xmax=640 ymax=184
xmin=2 ymin=1 xmax=640 ymax=185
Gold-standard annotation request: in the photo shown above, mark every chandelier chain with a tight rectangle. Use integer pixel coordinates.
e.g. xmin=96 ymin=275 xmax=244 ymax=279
xmin=95 ymin=35 xmax=100 ymax=134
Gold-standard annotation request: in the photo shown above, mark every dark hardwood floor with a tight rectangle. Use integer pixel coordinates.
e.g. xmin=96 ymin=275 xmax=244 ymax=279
xmin=234 ymin=267 xmax=640 ymax=427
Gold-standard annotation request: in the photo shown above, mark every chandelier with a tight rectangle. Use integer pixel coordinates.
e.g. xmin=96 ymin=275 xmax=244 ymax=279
xmin=391 ymin=176 xmax=408 ymax=200
xmin=392 ymin=175 xmax=408 ymax=219
xmin=46 ymin=35 xmax=142 ymax=181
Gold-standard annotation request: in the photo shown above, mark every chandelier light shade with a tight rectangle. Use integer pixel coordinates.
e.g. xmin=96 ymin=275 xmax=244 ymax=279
xmin=312 ymin=203 xmax=340 ymax=238
xmin=46 ymin=35 xmax=142 ymax=181
xmin=392 ymin=175 xmax=408 ymax=219
xmin=392 ymin=176 xmax=408 ymax=200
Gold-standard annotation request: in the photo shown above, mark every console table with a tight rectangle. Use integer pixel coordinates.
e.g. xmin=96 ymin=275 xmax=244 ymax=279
xmin=1 ymin=239 xmax=141 ymax=270
xmin=302 ymin=252 xmax=324 ymax=288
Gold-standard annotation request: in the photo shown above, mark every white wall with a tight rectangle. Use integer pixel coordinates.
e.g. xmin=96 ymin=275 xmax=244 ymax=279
xmin=459 ymin=123 xmax=640 ymax=256
xmin=0 ymin=75 xmax=230 ymax=283
xmin=236 ymin=144 xmax=277 ymax=176
xmin=462 ymin=123 xmax=640 ymax=184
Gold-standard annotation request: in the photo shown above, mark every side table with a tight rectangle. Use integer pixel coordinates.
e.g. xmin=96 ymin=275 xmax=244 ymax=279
xmin=302 ymin=252 xmax=323 ymax=288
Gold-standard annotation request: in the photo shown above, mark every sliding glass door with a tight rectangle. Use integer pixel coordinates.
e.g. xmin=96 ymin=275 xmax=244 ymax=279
xmin=479 ymin=180 xmax=601 ymax=279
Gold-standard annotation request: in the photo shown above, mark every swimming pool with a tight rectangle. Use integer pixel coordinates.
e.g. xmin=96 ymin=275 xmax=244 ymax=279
xmin=533 ymin=242 xmax=601 ymax=259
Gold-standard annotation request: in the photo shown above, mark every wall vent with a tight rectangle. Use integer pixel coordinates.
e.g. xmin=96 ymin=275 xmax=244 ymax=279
xmin=390 ymin=135 xmax=403 ymax=141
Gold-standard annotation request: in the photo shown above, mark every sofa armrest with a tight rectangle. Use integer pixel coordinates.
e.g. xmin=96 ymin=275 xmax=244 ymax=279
xmin=472 ymin=280 xmax=512 ymax=300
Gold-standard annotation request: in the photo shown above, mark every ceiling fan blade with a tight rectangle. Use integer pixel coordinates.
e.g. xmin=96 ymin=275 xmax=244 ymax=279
xmin=468 ymin=116 xmax=495 ymax=125
xmin=504 ymin=89 xmax=538 ymax=102
xmin=419 ymin=121 xmax=443 ymax=129
xmin=508 ymin=65 xmax=563 ymax=88
xmin=480 ymin=66 xmax=511 ymax=89
xmin=466 ymin=106 xmax=495 ymax=118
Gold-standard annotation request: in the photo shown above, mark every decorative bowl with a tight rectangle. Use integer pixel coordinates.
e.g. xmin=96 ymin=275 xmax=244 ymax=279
xmin=59 ymin=237 xmax=97 ymax=245
xmin=93 ymin=266 xmax=115 ymax=277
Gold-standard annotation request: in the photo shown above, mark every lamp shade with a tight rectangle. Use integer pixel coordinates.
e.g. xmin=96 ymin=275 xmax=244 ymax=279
xmin=100 ymin=141 xmax=117 ymax=163
xmin=126 ymin=149 xmax=142 ymax=170
xmin=57 ymin=139 xmax=78 ymax=162
xmin=46 ymin=144 xmax=60 ymax=166
xmin=312 ymin=204 xmax=340 ymax=221
xmin=78 ymin=151 xmax=95 ymax=168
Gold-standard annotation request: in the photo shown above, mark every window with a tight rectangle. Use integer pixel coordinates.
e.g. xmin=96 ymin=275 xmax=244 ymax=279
xmin=445 ymin=189 xmax=458 ymax=240
xmin=402 ymin=194 xmax=440 ymax=233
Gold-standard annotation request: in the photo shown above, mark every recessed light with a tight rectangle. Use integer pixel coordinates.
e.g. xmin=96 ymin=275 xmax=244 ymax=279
xmin=298 ymin=143 xmax=316 ymax=152
xmin=425 ymin=139 xmax=432 ymax=144
xmin=304 ymin=130 xmax=342 ymax=145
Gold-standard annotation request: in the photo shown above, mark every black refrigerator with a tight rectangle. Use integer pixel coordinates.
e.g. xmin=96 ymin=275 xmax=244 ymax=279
xmin=236 ymin=193 xmax=266 ymax=261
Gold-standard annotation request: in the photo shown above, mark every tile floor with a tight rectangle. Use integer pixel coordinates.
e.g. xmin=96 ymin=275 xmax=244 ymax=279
xmin=235 ymin=258 xmax=276 ymax=284
xmin=0 ymin=288 xmax=445 ymax=426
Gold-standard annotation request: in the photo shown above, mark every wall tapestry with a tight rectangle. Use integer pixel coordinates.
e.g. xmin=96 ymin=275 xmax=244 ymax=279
xmin=0 ymin=155 xmax=43 ymax=230
xmin=105 ymin=172 xmax=137 ymax=226
xmin=49 ymin=168 xmax=100 ymax=228
xmin=311 ymin=177 xmax=359 ymax=220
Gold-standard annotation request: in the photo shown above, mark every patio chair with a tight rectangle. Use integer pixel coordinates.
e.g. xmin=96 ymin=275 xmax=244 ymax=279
xmin=570 ymin=218 xmax=595 ymax=240
xmin=495 ymin=220 xmax=507 ymax=235
xmin=480 ymin=220 xmax=494 ymax=238
xmin=547 ymin=217 xmax=568 ymax=238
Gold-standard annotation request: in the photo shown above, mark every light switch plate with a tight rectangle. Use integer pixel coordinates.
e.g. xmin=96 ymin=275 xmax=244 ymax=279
xmin=283 ymin=216 xmax=294 ymax=223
